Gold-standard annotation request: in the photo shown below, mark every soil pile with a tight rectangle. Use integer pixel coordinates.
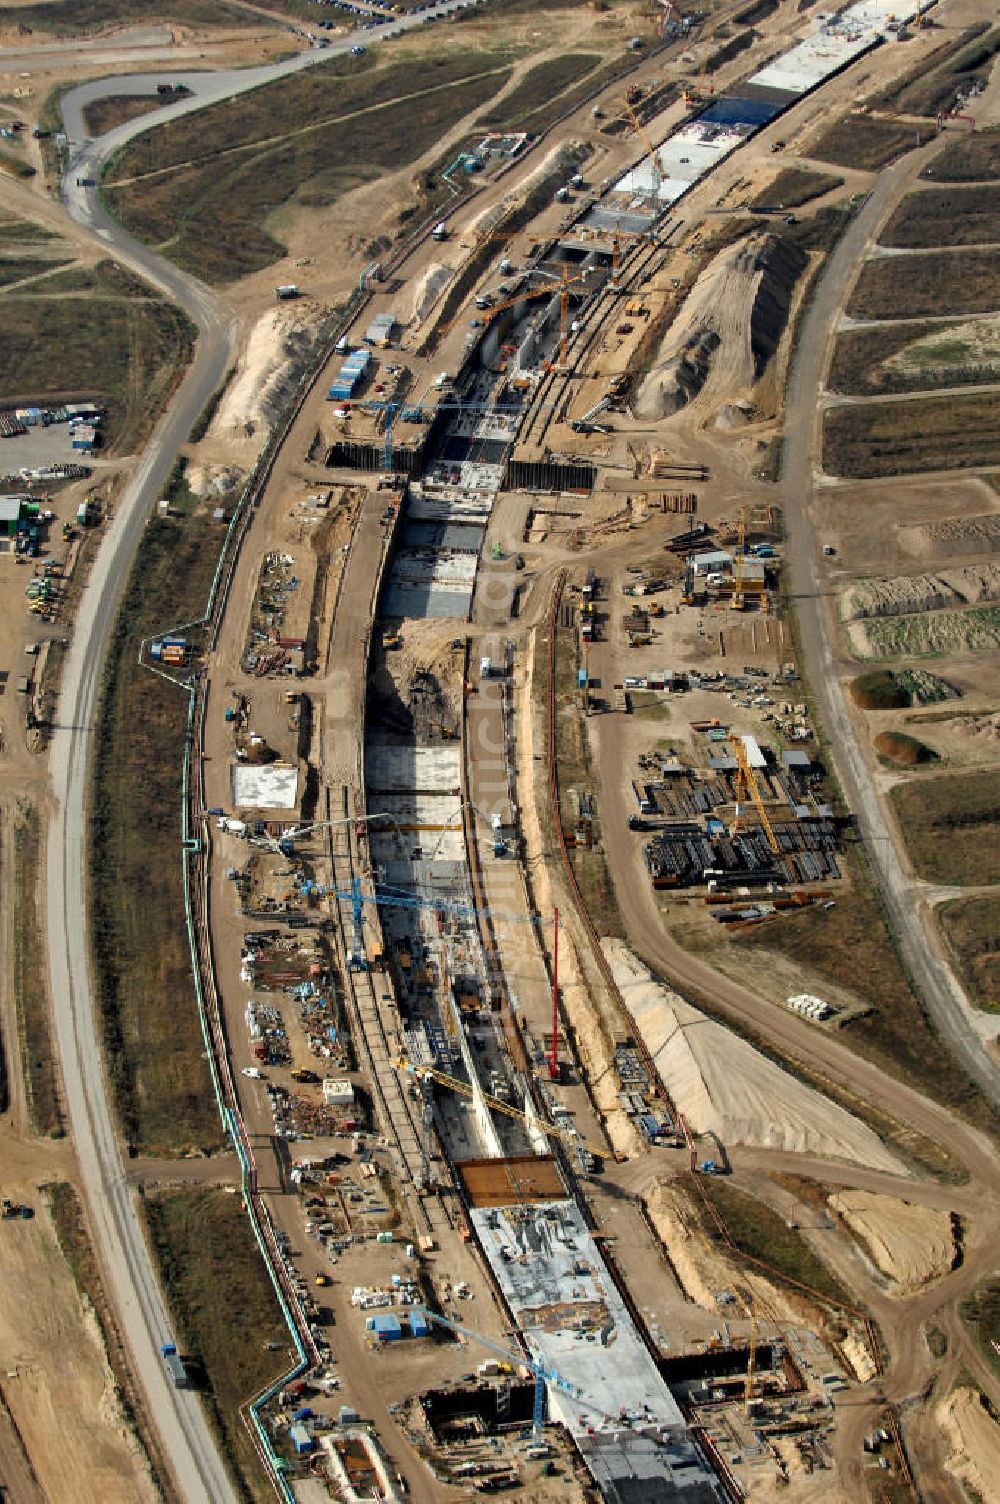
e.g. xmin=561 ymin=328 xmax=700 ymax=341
xmin=636 ymin=233 xmax=806 ymax=419
xmin=603 ymin=940 xmax=903 ymax=1172
xmin=843 ymin=562 xmax=1000 ymax=620
xmin=830 ymin=1190 xmax=954 ymax=1290
xmin=847 ymin=605 xmax=1000 ymax=660
xmin=408 ymin=261 xmax=454 ymax=324
xmin=939 ymin=1387 xmax=1000 ymax=1502
xmin=212 ymin=304 xmax=327 ymax=441
xmin=874 ymin=730 xmax=937 ymax=765
xmin=900 ymin=511 xmax=1000 ymax=560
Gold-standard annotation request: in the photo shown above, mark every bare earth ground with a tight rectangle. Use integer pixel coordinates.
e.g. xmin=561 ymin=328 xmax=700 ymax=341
xmin=0 ymin=1129 xmax=156 ymax=1502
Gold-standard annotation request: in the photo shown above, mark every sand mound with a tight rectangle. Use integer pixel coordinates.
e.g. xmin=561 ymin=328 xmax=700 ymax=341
xmin=714 ymin=401 xmax=755 ymax=429
xmin=603 ymin=940 xmax=903 ymax=1172
xmin=939 ymin=1387 xmax=1000 ymax=1502
xmin=830 ymin=1191 xmax=953 ymax=1291
xmin=843 ymin=563 xmax=1000 ymax=621
xmin=185 ymin=463 xmax=243 ymax=499
xmin=899 ymin=512 xmax=1000 ymax=560
xmin=212 ymin=305 xmax=326 ymax=441
xmin=407 ymin=261 xmax=455 ymax=324
xmin=636 ymin=233 xmax=806 ymax=420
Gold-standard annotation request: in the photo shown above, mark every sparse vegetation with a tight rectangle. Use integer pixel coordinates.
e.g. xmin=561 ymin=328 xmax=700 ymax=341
xmin=829 ymin=318 xmax=1000 ymax=396
xmin=938 ymin=895 xmax=1000 ymax=1013
xmin=144 ymin=1188 xmax=290 ymax=1502
xmin=0 ymin=293 xmax=195 ymax=452
xmin=848 ymin=248 xmax=1000 ymax=320
xmin=737 ymin=861 xmax=995 ymax=1135
xmin=697 ymin=1179 xmax=851 ymax=1306
xmin=12 ymin=805 xmax=62 ymax=1136
xmin=475 ymin=52 xmax=600 ymax=129
xmin=808 ymin=113 xmax=923 ymax=172
xmin=11 ymin=0 xmax=261 ymax=33
xmin=924 ymin=127 xmax=1000 ymax=183
xmin=880 ymin=184 xmax=1000 ymax=249
xmin=961 ymin=1277 xmax=1000 ymax=1381
xmin=873 ymin=23 xmax=1000 ymax=117
xmin=105 ymin=53 xmax=515 ymax=282
xmin=855 ymin=606 xmax=1000 ymax=660
xmin=553 ymin=601 xmax=625 ymax=939
xmin=892 ymin=771 xmax=1000 ymax=886
xmin=0 ymin=253 xmax=73 ymax=287
xmin=90 ymin=513 xmax=222 ymax=1154
xmin=824 ymin=393 xmax=1000 ymax=478
xmin=750 ymin=167 xmax=844 ymax=209
xmin=83 ymin=94 xmax=169 ymax=137
xmin=0 ymin=148 xmax=36 ymax=180
xmin=874 ymin=730 xmax=937 ymax=766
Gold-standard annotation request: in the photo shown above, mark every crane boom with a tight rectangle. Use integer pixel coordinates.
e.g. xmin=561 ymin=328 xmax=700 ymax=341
xmin=392 ymin=1056 xmax=607 ymax=1161
xmin=413 ymin=1307 xmax=580 ymax=1439
xmin=728 ymin=734 xmax=780 ymax=856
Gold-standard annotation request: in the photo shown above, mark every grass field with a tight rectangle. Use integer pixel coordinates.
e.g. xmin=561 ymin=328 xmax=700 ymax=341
xmin=83 ymin=95 xmax=168 ymax=137
xmin=880 ymin=184 xmax=1000 ymax=249
xmin=829 ymin=318 xmax=1000 ymax=395
xmin=823 ymin=393 xmax=1000 ymax=478
xmin=11 ymin=805 xmax=62 ymax=1136
xmin=961 ymin=1277 xmax=1000 ymax=1381
xmin=90 ymin=513 xmax=223 ymax=1155
xmin=807 ymin=113 xmax=922 ymax=172
xmin=697 ymin=1180 xmax=850 ymax=1307
xmin=750 ymin=167 xmax=844 ymax=209
xmin=874 ymin=23 xmax=1000 ymax=117
xmin=848 ymin=248 xmax=1000 ymax=320
xmin=924 ymin=128 xmax=1000 ymax=183
xmin=144 ymin=1188 xmax=290 ymax=1502
xmin=938 ymin=895 xmax=1000 ymax=1013
xmin=891 ymin=771 xmax=1000 ymax=886
xmin=105 ymin=53 xmax=515 ymax=282
xmin=737 ymin=864 xmax=995 ymax=1136
xmin=0 ymin=293 xmax=194 ymax=452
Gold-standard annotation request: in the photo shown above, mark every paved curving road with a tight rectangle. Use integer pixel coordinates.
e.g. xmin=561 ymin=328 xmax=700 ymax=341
xmin=46 ymin=8 xmax=471 ymax=1499
xmin=778 ymin=138 xmax=1000 ymax=1108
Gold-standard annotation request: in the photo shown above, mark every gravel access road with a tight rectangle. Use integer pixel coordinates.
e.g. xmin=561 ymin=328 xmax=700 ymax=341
xmin=778 ymin=135 xmax=1000 ymax=1110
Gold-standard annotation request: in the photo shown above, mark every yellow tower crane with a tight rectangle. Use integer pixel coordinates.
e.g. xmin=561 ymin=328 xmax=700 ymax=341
xmin=392 ymin=1057 xmax=610 ymax=1162
xmin=623 ymin=96 xmax=665 ymax=201
xmin=728 ymin=732 xmax=780 ymax=856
